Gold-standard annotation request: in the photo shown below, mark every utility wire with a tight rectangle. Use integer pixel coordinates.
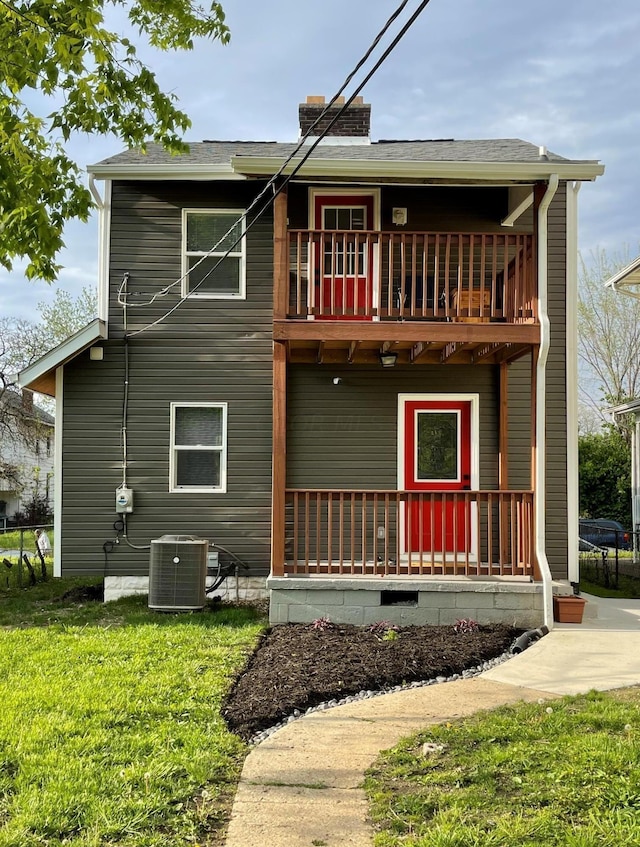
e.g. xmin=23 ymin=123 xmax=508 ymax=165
xmin=126 ymin=0 xmax=433 ymax=337
xmin=124 ymin=0 xmax=416 ymax=316
xmin=122 ymin=0 xmax=414 ymax=315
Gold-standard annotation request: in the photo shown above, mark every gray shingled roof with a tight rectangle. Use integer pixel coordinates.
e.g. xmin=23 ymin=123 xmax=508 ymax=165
xmin=93 ymin=138 xmax=594 ymax=168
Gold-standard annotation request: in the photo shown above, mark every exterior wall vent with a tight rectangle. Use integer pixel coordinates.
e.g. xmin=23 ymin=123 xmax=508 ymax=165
xmin=148 ymin=535 xmax=208 ymax=611
xmin=380 ymin=590 xmax=418 ymax=607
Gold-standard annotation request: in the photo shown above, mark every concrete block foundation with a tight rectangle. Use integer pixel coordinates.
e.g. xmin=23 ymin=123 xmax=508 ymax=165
xmin=267 ymin=576 xmax=545 ymax=629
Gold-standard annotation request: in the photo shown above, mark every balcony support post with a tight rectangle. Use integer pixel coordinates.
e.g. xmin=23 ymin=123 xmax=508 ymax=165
xmin=274 ymin=184 xmax=289 ymax=320
xmin=271 ymin=341 xmax=287 ymax=577
xmin=272 ymin=184 xmax=289 ymax=576
xmin=499 ymin=361 xmax=510 ymax=564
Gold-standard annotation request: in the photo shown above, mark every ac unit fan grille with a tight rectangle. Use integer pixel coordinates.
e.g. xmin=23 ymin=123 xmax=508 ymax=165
xmin=148 ymin=536 xmax=208 ymax=611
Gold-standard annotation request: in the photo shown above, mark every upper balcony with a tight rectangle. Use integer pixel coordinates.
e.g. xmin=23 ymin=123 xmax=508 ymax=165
xmin=274 ymin=230 xmax=540 ymax=365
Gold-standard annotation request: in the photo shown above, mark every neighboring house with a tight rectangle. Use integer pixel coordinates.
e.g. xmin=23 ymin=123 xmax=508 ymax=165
xmin=0 ymin=389 xmax=55 ymax=526
xmin=605 ymin=258 xmax=640 ymax=548
xmin=20 ymin=96 xmax=604 ymax=627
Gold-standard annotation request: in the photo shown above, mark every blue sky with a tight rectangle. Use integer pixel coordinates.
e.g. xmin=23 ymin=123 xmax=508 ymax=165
xmin=2 ymin=0 xmax=639 ymax=320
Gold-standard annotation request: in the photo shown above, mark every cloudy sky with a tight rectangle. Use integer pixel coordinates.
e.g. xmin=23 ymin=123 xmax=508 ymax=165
xmin=1 ymin=0 xmax=639 ymax=321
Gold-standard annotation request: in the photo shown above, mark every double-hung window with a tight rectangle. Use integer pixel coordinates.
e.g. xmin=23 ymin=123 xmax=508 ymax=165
xmin=182 ymin=209 xmax=246 ymax=298
xmin=170 ymin=403 xmax=227 ymax=493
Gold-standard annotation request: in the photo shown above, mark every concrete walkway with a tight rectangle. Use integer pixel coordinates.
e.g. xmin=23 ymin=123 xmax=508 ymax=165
xmin=224 ymin=594 xmax=640 ymax=847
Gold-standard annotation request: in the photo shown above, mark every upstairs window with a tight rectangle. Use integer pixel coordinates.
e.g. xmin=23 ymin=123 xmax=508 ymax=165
xmin=182 ymin=210 xmax=246 ymax=298
xmin=170 ymin=403 xmax=227 ymax=493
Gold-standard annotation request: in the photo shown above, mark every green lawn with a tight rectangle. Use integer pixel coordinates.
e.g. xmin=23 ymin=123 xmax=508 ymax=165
xmin=0 ymin=579 xmax=266 ymax=847
xmin=366 ymin=688 xmax=640 ymax=847
xmin=580 ymin=575 xmax=640 ymax=599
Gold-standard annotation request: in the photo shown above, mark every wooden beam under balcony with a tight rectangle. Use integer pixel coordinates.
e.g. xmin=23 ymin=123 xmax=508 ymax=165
xmin=274 ymin=320 xmax=539 ymax=365
xmin=274 ymin=320 xmax=540 ymax=345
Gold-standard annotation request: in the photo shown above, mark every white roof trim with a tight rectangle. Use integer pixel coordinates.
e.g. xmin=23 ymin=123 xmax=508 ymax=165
xmin=230 ymin=156 xmax=604 ymax=182
xmin=19 ymin=319 xmax=107 ymax=390
xmin=86 ymin=156 xmax=604 ymax=183
xmin=87 ymin=163 xmax=244 ymax=181
xmin=604 ymin=255 xmax=640 ymax=297
xmin=608 ymin=398 xmax=640 ymax=416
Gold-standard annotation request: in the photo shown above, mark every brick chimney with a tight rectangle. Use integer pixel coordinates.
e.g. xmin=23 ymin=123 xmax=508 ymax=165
xmin=299 ymin=95 xmax=371 ymax=140
xmin=21 ymin=389 xmax=34 ymax=415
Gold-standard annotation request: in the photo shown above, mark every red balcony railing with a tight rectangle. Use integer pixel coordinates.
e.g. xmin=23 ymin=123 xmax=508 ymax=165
xmin=282 ymin=489 xmax=535 ymax=578
xmin=287 ymin=231 xmax=536 ymax=322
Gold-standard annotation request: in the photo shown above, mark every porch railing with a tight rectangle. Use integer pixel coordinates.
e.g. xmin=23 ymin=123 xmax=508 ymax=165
xmin=283 ymin=489 xmax=535 ymax=578
xmin=287 ymin=231 xmax=536 ymax=322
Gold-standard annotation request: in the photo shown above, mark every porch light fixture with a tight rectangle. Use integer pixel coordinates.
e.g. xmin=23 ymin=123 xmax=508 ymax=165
xmin=379 ymin=350 xmax=398 ymax=368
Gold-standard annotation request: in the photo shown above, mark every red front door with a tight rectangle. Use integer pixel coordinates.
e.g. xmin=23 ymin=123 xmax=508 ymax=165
xmin=402 ymin=399 xmax=472 ymax=555
xmin=314 ymin=195 xmax=374 ymax=319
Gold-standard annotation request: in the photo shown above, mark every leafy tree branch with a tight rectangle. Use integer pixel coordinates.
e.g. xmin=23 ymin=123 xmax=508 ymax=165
xmin=0 ymin=0 xmax=229 ymax=281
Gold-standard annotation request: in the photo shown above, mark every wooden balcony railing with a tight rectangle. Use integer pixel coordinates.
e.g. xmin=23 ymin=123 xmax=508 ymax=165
xmin=282 ymin=489 xmax=535 ymax=578
xmin=287 ymin=231 xmax=536 ymax=322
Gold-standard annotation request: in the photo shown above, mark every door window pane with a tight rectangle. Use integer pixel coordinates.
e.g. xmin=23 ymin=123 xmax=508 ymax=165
xmin=416 ymin=412 xmax=458 ymax=481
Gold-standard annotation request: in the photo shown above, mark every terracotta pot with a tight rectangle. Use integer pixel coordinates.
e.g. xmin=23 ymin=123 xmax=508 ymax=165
xmin=553 ymin=595 xmax=586 ymax=624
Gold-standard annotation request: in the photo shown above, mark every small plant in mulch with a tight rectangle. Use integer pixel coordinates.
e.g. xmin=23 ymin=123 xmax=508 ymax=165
xmin=368 ymin=620 xmax=400 ymax=641
xmin=310 ymin=616 xmax=334 ymax=631
xmin=453 ymin=617 xmax=480 ymax=634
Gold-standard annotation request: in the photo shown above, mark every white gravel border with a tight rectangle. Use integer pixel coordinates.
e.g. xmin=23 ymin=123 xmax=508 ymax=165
xmin=250 ymin=648 xmax=514 ymax=745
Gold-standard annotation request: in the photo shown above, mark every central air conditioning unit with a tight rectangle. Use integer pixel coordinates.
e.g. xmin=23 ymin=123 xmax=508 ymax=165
xmin=148 ymin=535 xmax=209 ymax=612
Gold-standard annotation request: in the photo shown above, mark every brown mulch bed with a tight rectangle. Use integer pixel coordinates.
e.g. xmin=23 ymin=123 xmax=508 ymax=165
xmin=222 ymin=621 xmax=519 ymax=740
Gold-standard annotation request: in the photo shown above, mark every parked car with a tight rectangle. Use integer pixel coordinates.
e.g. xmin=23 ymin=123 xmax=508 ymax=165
xmin=579 ymin=519 xmax=631 ymax=551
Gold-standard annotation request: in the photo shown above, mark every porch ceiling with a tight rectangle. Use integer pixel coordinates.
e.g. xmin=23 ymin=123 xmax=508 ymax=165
xmin=274 ymin=320 xmax=539 ymax=365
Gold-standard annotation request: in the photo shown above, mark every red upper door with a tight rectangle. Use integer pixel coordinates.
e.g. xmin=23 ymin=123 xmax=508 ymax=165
xmin=402 ymin=399 xmax=473 ymax=554
xmin=313 ymin=194 xmax=374 ymax=319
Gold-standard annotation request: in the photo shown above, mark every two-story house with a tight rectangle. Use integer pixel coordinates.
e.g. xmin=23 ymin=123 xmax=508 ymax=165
xmin=0 ymin=389 xmax=54 ymax=526
xmin=20 ymin=97 xmax=603 ymax=627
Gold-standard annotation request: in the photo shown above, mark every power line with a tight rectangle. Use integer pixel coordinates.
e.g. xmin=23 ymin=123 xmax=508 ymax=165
xmin=126 ymin=0 xmax=434 ymax=337
xmin=123 ymin=0 xmax=416 ymax=319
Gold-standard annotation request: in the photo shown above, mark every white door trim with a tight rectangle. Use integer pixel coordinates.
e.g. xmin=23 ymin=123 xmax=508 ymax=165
xmin=397 ymin=393 xmax=480 ymax=560
xmin=308 ymin=188 xmax=381 ymax=317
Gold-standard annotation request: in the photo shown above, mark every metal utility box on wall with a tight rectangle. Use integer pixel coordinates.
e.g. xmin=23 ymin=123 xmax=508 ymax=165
xmin=148 ymin=535 xmax=208 ymax=612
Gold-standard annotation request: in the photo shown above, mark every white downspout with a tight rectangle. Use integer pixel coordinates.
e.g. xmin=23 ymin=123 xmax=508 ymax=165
xmin=566 ymin=181 xmax=581 ymax=585
xmin=89 ymin=174 xmax=111 ymax=324
xmin=536 ymin=174 xmax=559 ymax=629
xmin=53 ymin=366 xmax=64 ymax=578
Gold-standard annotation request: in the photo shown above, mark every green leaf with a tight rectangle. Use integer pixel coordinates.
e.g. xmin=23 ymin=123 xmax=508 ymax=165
xmin=0 ymin=0 xmax=230 ymax=281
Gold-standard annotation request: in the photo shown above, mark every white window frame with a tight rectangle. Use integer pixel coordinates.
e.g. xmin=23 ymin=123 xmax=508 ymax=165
xmin=181 ymin=209 xmax=246 ymax=299
xmin=169 ymin=402 xmax=228 ymax=493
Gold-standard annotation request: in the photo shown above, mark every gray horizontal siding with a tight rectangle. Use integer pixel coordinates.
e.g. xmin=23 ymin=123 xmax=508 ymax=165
xmin=108 ymin=181 xmax=272 ymax=336
xmin=60 ymin=180 xmax=274 ymax=577
xmin=59 ymin=178 xmax=569 ymax=582
xmin=545 ymin=183 xmax=568 ymax=579
xmin=287 ymin=365 xmax=500 ymax=490
xmin=508 ymin=186 xmax=569 ymax=581
xmin=287 ymin=185 xmax=531 ymax=234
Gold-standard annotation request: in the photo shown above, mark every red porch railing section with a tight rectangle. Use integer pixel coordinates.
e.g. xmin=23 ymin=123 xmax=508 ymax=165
xmin=282 ymin=490 xmax=535 ymax=578
xmin=287 ymin=231 xmax=536 ymax=321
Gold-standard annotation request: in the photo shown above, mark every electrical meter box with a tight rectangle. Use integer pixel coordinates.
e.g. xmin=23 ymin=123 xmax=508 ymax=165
xmin=115 ymin=485 xmax=134 ymax=514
